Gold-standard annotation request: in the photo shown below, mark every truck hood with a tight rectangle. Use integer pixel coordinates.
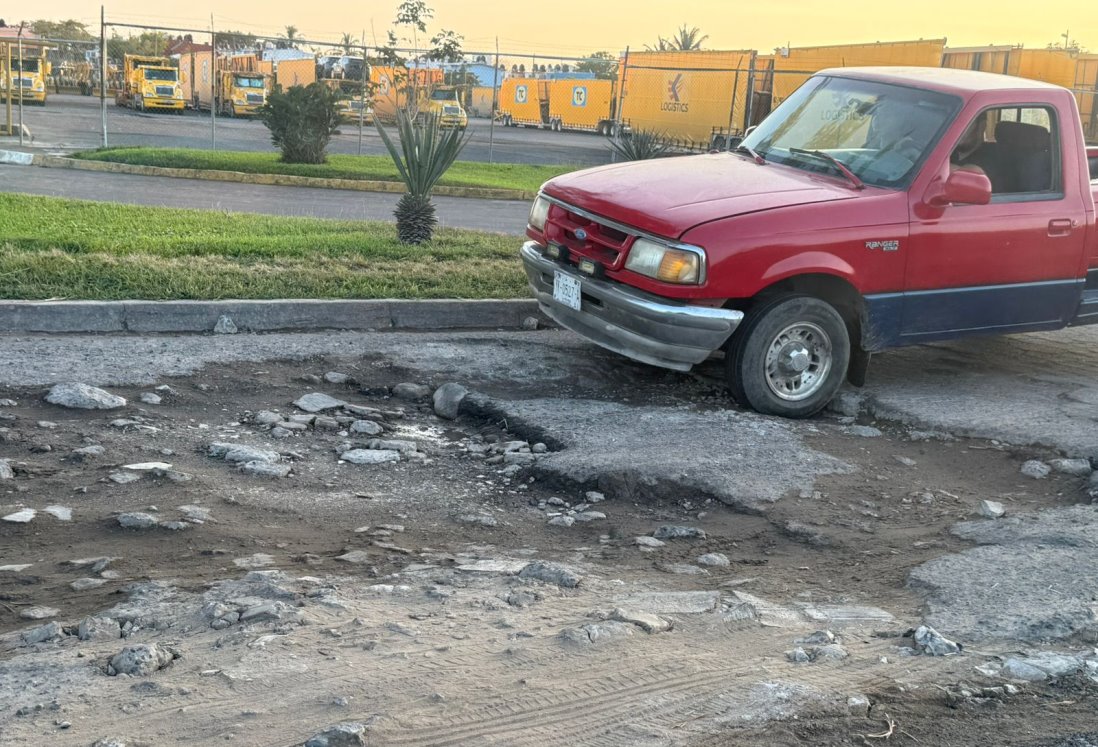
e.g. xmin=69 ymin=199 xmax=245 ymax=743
xmin=542 ymin=153 xmax=862 ymax=239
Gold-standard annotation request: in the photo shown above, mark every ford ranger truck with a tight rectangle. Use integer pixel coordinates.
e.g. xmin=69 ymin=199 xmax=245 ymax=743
xmin=523 ymin=67 xmax=1098 ymax=418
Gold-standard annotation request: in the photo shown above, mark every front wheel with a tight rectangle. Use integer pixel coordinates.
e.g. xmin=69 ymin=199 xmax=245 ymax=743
xmin=726 ymin=295 xmax=850 ymax=418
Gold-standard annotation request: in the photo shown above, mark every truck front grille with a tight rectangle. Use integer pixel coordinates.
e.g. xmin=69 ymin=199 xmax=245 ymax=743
xmin=246 ymin=93 xmax=263 ymax=104
xmin=155 ymin=86 xmax=174 ymax=97
xmin=544 ymin=200 xmax=632 ymax=268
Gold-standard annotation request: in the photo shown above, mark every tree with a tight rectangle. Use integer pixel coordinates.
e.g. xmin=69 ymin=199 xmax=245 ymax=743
xmin=576 ymin=51 xmax=616 ymax=80
xmin=258 ymin=82 xmax=342 ymax=164
xmin=375 ymin=111 xmax=470 ymax=244
xmin=30 ymin=19 xmax=94 ymax=60
xmin=427 ymin=29 xmax=463 ymax=62
xmin=647 ymin=24 xmax=708 ymax=52
xmin=284 ymin=25 xmax=299 ymax=44
xmin=340 ymin=33 xmax=358 ymax=55
xmin=107 ymin=31 xmax=169 ymax=59
xmin=217 ymin=29 xmax=258 ymax=52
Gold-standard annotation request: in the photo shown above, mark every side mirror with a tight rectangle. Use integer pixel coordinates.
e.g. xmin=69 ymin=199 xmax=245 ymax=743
xmin=926 ymin=168 xmax=992 ymax=207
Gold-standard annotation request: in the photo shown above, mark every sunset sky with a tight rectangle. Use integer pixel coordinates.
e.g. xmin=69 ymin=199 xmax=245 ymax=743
xmin=19 ymin=1 xmax=1095 ymax=58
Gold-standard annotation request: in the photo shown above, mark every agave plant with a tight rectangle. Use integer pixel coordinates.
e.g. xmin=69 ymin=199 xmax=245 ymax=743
xmin=375 ymin=110 xmax=471 ymax=244
xmin=608 ymin=129 xmax=672 ymax=161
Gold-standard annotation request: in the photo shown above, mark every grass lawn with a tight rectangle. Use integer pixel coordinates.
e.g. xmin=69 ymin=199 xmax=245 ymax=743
xmin=72 ymin=147 xmax=576 ymax=193
xmin=0 ymin=193 xmax=528 ymax=300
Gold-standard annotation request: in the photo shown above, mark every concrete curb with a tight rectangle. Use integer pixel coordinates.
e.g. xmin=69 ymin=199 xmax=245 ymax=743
xmin=0 ymin=147 xmax=34 ymax=164
xmin=30 ymin=155 xmax=536 ymax=202
xmin=0 ymin=299 xmax=542 ymax=334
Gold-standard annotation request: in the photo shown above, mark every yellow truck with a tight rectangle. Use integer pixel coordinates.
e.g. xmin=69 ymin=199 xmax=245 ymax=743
xmin=0 ymin=45 xmax=50 ymax=105
xmin=212 ymin=70 xmax=270 ymax=117
xmin=116 ymin=54 xmax=184 ymax=112
xmin=420 ymin=85 xmax=467 ymax=129
xmin=323 ymin=78 xmax=373 ymax=124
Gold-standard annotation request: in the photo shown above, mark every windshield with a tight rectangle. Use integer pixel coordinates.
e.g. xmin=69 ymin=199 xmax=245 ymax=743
xmin=11 ymin=59 xmax=40 ymax=73
xmin=430 ymin=89 xmax=457 ymax=101
xmin=235 ymin=76 xmax=264 ymax=88
xmin=741 ymin=75 xmax=961 ymax=189
xmin=143 ymin=68 xmax=177 ymax=82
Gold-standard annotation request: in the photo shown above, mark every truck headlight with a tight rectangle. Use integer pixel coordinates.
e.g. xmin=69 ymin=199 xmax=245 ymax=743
xmin=528 ymin=196 xmax=551 ymax=232
xmin=35 ymin=83 xmax=44 ymax=92
xmin=625 ymin=238 xmax=703 ymax=284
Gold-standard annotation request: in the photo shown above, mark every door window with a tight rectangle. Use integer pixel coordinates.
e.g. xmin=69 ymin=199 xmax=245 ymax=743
xmin=950 ymin=106 xmax=1061 ymax=200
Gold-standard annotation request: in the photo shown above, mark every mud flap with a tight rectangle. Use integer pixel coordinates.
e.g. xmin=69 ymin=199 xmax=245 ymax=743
xmin=847 ymin=346 xmax=871 ymax=388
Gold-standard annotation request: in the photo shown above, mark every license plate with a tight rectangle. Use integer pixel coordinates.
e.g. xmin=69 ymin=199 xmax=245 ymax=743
xmin=553 ymin=271 xmax=582 ymax=311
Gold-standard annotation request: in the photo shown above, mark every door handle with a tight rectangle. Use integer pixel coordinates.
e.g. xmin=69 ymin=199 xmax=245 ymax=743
xmin=1048 ymin=219 xmax=1076 ymax=237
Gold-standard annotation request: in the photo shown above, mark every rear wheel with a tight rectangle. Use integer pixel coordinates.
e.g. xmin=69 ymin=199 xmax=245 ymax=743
xmin=726 ymin=295 xmax=850 ymax=418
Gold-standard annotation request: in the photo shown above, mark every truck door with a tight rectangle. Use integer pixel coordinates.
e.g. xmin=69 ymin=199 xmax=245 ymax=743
xmin=903 ymin=103 xmax=1088 ymax=341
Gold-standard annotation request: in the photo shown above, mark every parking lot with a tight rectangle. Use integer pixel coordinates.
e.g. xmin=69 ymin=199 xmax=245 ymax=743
xmin=15 ymin=93 xmax=615 ymax=166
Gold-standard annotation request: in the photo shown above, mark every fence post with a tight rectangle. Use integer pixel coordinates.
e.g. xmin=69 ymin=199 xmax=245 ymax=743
xmin=209 ymin=17 xmax=217 ymax=149
xmin=357 ymin=35 xmax=366 ymax=156
xmin=743 ymin=55 xmax=756 ymax=132
xmin=17 ymin=23 xmax=24 ymax=146
xmin=5 ymin=43 xmax=11 ymax=137
xmin=100 ymin=6 xmax=107 ymax=147
xmin=488 ymin=37 xmax=499 ymax=164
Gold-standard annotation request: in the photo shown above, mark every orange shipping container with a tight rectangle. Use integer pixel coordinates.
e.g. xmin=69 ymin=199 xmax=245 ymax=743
xmin=771 ymin=39 xmax=946 ymax=106
xmin=276 ymin=57 xmax=315 ymax=89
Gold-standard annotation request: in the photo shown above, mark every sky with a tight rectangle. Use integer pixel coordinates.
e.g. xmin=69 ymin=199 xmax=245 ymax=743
xmin=18 ymin=0 xmax=1095 ymax=58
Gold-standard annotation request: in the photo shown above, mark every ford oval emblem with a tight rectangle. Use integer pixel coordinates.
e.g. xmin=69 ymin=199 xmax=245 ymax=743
xmin=575 ymin=228 xmax=588 ymax=241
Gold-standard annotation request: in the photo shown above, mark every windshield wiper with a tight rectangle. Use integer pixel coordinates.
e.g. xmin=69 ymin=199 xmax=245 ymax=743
xmin=788 ymin=148 xmax=865 ymax=190
xmin=733 ymin=144 xmax=765 ymax=165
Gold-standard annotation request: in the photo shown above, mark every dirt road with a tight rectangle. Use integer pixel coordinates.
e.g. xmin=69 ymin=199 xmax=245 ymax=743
xmin=1 ymin=330 xmax=1096 ymax=746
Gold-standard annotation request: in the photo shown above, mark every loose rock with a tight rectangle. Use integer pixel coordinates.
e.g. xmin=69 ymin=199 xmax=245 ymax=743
xmin=71 ymin=578 xmax=107 ymax=591
xmin=634 ymin=536 xmax=665 ymax=548
xmin=559 ymin=621 xmax=633 ymax=647
xmin=3 ymin=508 xmax=36 ymax=523
xmin=696 ymin=553 xmax=730 ymax=567
xmin=392 ymin=382 xmax=431 ymax=401
xmin=548 ymin=516 xmax=575 ymax=528
xmin=432 ymin=383 xmax=469 ymax=420
xmin=455 ymin=513 xmax=498 ymax=528
xmin=518 ymin=561 xmax=582 ymax=588
xmin=293 ymin=393 xmax=347 ymax=413
xmin=254 ymin=410 xmax=282 ymax=426
xmin=845 ymin=425 xmax=882 ymax=438
xmin=118 ymin=513 xmax=158 ymax=530
xmin=21 ymin=606 xmax=60 ymax=620
xmin=610 ymin=607 xmax=672 ymax=633
xmin=79 ymin=616 xmax=122 ymax=641
xmin=912 ymin=625 xmax=962 ymax=656
xmin=653 ymin=525 xmax=707 ymax=540
xmin=324 ymin=372 xmax=352 ymax=384
xmin=45 ymin=383 xmax=126 ymax=410
xmin=1049 ymin=458 xmax=1092 ymax=477
xmin=107 ymin=643 xmax=179 ymax=676
xmin=341 ymin=449 xmax=401 ymax=465
xmin=1020 ymin=460 xmax=1051 ymax=479
xmin=239 ymin=461 xmax=292 ymax=478
xmin=978 ymin=500 xmax=1006 ymax=519
xmin=350 ymin=420 xmax=383 ymax=435
xmin=0 ymin=459 xmax=13 ymax=480
xmin=139 ymin=392 xmax=162 ymax=405
xmin=22 ymin=621 xmax=64 ymax=645
xmin=304 ymin=722 xmax=367 ymax=747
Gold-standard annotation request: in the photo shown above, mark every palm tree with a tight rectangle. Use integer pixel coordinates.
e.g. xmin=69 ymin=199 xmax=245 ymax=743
xmin=647 ymin=24 xmax=708 ymax=52
xmin=340 ymin=32 xmax=358 ymax=55
xmin=284 ymin=25 xmax=299 ymax=45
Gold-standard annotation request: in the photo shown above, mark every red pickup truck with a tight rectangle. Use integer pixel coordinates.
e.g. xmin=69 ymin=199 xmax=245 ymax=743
xmin=523 ymin=67 xmax=1098 ymax=417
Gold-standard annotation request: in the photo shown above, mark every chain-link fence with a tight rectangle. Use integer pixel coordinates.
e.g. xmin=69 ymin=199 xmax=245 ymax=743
xmin=8 ymin=20 xmax=1098 ymax=163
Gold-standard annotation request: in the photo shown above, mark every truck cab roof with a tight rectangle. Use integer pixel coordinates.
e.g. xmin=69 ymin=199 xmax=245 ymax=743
xmin=820 ymin=66 xmax=1067 ymax=96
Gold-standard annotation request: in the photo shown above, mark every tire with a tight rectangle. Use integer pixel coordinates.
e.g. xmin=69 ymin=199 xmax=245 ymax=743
xmin=726 ymin=295 xmax=850 ymax=418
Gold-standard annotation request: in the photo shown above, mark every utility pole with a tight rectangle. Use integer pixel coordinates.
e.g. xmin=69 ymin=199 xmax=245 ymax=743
xmin=488 ymin=37 xmax=498 ymax=164
xmin=100 ymin=6 xmax=107 ymax=147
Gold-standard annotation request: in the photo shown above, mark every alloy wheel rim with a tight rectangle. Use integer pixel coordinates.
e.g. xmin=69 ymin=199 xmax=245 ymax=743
xmin=763 ymin=322 xmax=833 ymax=401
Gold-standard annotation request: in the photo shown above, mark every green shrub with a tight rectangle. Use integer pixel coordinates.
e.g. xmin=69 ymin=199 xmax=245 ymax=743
xmin=608 ymin=129 xmax=672 ymax=161
xmin=258 ymin=83 xmax=342 ymax=164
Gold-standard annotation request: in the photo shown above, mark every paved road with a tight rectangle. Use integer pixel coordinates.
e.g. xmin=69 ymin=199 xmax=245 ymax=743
xmin=13 ymin=93 xmax=614 ymax=167
xmin=0 ymin=162 xmax=530 ymax=233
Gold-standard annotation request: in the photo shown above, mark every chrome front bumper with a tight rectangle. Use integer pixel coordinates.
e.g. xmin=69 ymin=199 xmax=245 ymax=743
xmin=521 ymin=241 xmax=743 ymax=371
